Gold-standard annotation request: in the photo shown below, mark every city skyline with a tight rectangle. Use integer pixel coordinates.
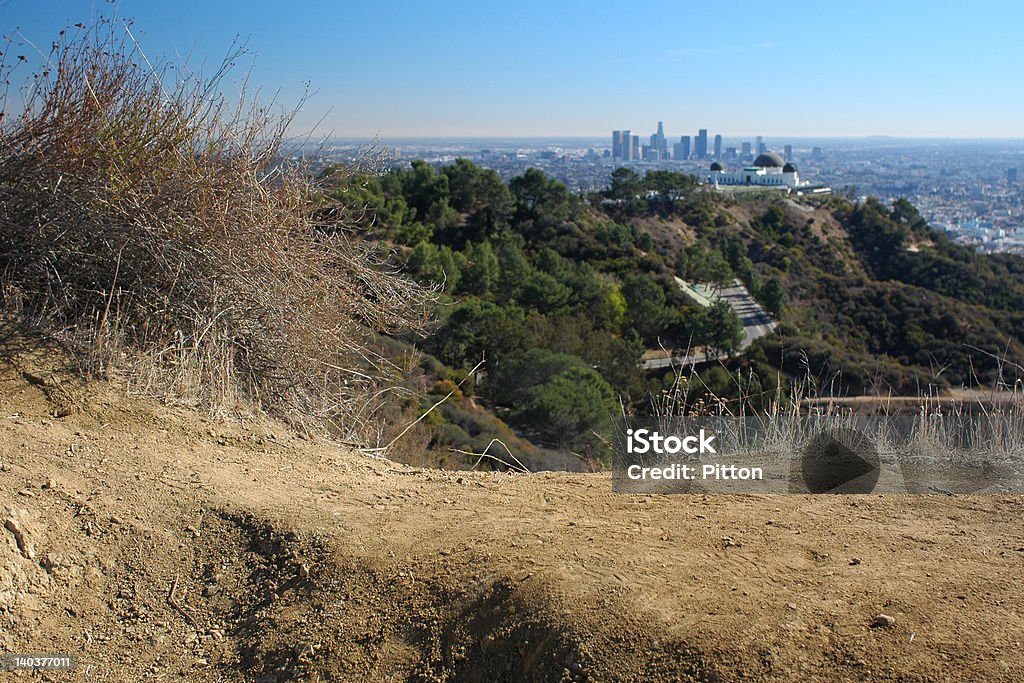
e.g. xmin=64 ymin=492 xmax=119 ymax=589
xmin=4 ymin=1 xmax=1024 ymax=139
xmin=612 ymin=122 xmax=801 ymax=163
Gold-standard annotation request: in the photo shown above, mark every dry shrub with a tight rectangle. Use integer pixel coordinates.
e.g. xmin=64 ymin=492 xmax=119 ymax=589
xmin=0 ymin=19 xmax=432 ymax=441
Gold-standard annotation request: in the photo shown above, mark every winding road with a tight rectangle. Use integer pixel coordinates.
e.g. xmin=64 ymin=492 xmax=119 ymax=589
xmin=643 ymin=279 xmax=777 ymax=370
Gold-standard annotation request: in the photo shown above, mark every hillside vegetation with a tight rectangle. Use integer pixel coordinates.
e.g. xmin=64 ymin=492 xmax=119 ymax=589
xmin=329 ymin=161 xmax=1024 ymax=467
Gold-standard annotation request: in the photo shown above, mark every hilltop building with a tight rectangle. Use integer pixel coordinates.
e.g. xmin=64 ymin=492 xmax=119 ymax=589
xmin=707 ymin=151 xmax=823 ymax=193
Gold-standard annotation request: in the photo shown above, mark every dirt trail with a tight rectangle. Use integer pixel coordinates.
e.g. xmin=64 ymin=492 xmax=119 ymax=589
xmin=2 ymin=344 xmax=1024 ymax=681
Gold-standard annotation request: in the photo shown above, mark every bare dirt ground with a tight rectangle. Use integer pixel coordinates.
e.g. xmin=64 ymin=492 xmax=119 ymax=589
xmin=3 ymin=338 xmax=1024 ymax=681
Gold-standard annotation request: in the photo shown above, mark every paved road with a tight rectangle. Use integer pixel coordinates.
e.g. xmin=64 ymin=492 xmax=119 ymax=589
xmin=643 ymin=280 xmax=777 ymax=370
xmin=718 ymin=283 xmax=777 ymax=350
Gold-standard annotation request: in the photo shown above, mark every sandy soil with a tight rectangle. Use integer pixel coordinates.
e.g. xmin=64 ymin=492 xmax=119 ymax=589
xmin=2 ymin=341 xmax=1024 ymax=681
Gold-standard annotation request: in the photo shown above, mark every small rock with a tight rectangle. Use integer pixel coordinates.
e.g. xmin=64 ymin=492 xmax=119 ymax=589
xmin=871 ymin=613 xmax=896 ymax=629
xmin=4 ymin=510 xmax=34 ymax=559
xmin=23 ymin=371 xmax=53 ymax=387
xmin=849 ymin=558 xmax=861 ymax=566
xmin=43 ymin=478 xmax=56 ymax=490
xmin=17 ymin=489 xmax=36 ymax=498
xmin=298 ymin=564 xmax=310 ymax=578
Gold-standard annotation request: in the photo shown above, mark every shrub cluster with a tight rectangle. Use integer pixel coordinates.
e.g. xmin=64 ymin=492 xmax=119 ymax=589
xmin=0 ymin=20 xmax=430 ymax=439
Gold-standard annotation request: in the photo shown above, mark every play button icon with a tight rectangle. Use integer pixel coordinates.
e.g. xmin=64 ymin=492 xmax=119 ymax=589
xmin=798 ymin=428 xmax=880 ymax=494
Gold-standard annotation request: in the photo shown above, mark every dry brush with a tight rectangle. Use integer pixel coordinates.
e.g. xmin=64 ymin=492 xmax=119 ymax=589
xmin=0 ymin=19 xmax=432 ymax=441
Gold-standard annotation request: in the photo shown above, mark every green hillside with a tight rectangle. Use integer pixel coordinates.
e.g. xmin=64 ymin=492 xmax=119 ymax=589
xmin=325 ymin=161 xmax=1024 ymax=467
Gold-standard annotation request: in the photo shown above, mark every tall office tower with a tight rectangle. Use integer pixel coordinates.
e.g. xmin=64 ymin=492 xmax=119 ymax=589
xmin=612 ymin=130 xmax=625 ymax=160
xmin=725 ymin=147 xmax=737 ymax=160
xmin=756 ymin=136 xmax=765 ymax=154
xmin=621 ymin=130 xmax=633 ymax=161
xmin=695 ymin=129 xmax=708 ymax=159
xmin=674 ymin=136 xmax=691 ymax=161
xmin=784 ymin=144 xmax=793 ymax=162
xmin=649 ymin=132 xmax=663 ymax=160
xmin=811 ymin=146 xmax=823 ymax=161
xmin=654 ymin=121 xmax=667 ymax=155
xmin=630 ymin=135 xmax=640 ymax=161
xmin=713 ymin=134 xmax=723 ymax=161
xmin=741 ymin=141 xmax=752 ymax=157
xmin=1009 ymin=168 xmax=1019 ymax=185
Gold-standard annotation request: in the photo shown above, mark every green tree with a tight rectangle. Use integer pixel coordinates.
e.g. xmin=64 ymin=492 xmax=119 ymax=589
xmin=489 ymin=348 xmax=589 ymax=406
xmin=519 ymin=270 xmax=573 ymax=313
xmin=705 ymin=300 xmax=745 ymax=356
xmin=643 ymin=170 xmax=693 ymax=195
xmin=459 ymin=240 xmax=500 ymax=296
xmin=621 ymin=274 xmax=673 ymax=342
xmin=466 ymin=168 xmax=514 ymax=241
xmin=686 ymin=240 xmax=733 ymax=289
xmin=429 ymin=300 xmax=527 ymax=369
xmin=406 ymin=241 xmax=463 ymax=292
xmin=441 ymin=158 xmax=484 ymax=213
xmin=511 ymin=366 xmax=616 ymax=448
xmin=595 ymin=278 xmax=628 ymax=331
xmin=509 ymin=168 xmax=571 ymax=223
xmin=608 ymin=167 xmax=642 ymax=200
xmin=759 ymin=277 xmax=786 ymax=317
xmin=403 ymin=160 xmax=450 ymax=220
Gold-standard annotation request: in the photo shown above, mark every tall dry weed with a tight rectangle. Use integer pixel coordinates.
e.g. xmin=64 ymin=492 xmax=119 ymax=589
xmin=0 ymin=19 xmax=431 ymax=441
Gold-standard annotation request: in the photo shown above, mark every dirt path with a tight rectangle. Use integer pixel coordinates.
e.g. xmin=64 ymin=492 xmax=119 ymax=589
xmin=2 ymin=350 xmax=1024 ymax=681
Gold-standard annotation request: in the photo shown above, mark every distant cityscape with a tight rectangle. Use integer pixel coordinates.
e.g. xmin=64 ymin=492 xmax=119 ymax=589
xmin=610 ymin=122 xmax=806 ymax=166
xmin=310 ymin=126 xmax=1024 ymax=255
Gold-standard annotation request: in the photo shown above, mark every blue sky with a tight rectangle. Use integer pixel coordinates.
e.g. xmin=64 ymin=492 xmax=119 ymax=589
xmin=3 ymin=0 xmax=1023 ymax=138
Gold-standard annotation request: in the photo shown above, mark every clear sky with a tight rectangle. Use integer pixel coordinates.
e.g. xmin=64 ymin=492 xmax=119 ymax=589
xmin=3 ymin=0 xmax=1023 ymax=139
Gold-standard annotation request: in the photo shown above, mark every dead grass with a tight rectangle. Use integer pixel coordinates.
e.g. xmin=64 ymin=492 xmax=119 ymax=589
xmin=0 ymin=18 xmax=432 ymax=442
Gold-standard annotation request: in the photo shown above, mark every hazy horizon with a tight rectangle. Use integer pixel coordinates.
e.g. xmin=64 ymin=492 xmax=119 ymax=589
xmin=320 ymin=135 xmax=1024 ymax=143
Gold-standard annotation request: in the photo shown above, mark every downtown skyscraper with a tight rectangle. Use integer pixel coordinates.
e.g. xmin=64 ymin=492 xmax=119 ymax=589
xmin=612 ymin=130 xmax=639 ymax=161
xmin=674 ymin=136 xmax=691 ymax=161
xmin=695 ymin=129 xmax=708 ymax=160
